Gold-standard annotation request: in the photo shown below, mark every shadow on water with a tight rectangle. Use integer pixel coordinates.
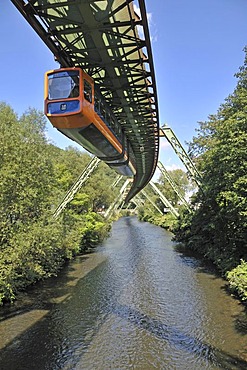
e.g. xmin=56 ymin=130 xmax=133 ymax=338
xmin=0 ymin=256 xmax=110 ymax=370
xmin=112 ymin=303 xmax=247 ymax=370
xmin=175 ymin=243 xmax=247 ymax=329
xmin=0 ymin=218 xmax=246 ymax=369
xmin=174 ymin=243 xmax=222 ymax=275
xmin=233 ymin=307 xmax=247 ymax=335
xmin=0 ymin=255 xmax=91 ymax=324
xmin=0 ymin=217 xmax=145 ymax=370
xmin=1 ymin=261 xmax=246 ymax=370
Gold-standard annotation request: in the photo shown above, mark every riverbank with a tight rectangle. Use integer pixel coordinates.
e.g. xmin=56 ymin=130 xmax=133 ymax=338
xmin=172 ymin=225 xmax=247 ymax=304
xmin=0 ymin=212 xmax=111 ymax=306
xmin=174 ymin=243 xmax=247 ymax=302
xmin=0 ymin=103 xmax=120 ymax=306
xmin=137 ymin=211 xmax=247 ymax=304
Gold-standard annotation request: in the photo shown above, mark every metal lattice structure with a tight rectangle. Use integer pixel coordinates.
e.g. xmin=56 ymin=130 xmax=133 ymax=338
xmin=104 ymin=178 xmax=131 ymax=219
xmin=160 ymin=124 xmax=202 ymax=189
xmin=149 ymin=182 xmax=179 ymax=218
xmin=157 ymin=161 xmax=190 ymax=209
xmin=53 ymin=156 xmax=100 ymax=219
xmin=11 ymin=0 xmax=160 ymax=202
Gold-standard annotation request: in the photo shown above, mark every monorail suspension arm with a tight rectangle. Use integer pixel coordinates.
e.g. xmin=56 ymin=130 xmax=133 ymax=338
xmin=53 ymin=156 xmax=100 ymax=219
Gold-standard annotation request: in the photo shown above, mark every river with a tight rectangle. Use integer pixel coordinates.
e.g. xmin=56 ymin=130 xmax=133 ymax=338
xmin=0 ymin=217 xmax=246 ymax=369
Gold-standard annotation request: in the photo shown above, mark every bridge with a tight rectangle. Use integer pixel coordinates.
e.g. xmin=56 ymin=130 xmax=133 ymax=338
xmin=11 ymin=0 xmax=160 ymax=202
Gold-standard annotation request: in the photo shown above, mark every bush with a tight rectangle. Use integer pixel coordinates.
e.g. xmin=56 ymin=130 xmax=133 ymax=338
xmin=79 ymin=212 xmax=109 ymax=251
xmin=226 ymin=260 xmax=247 ymax=301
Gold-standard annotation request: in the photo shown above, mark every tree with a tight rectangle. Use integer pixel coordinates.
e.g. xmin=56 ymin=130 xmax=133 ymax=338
xmin=83 ymin=162 xmax=118 ymax=212
xmin=0 ymin=103 xmax=113 ymax=303
xmin=173 ymin=48 xmax=247 ymax=274
xmin=158 ymin=168 xmax=191 ymax=206
xmin=0 ymin=104 xmax=55 ymax=243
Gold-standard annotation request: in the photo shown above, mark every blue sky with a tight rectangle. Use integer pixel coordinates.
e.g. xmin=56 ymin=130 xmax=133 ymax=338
xmin=1 ymin=0 xmax=247 ymax=173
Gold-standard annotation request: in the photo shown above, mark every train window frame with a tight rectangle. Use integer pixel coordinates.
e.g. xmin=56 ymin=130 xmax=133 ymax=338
xmin=47 ymin=70 xmax=80 ymax=100
xmin=84 ymin=79 xmax=92 ymax=103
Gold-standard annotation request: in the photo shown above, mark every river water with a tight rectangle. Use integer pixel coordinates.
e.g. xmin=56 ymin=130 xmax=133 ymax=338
xmin=0 ymin=217 xmax=246 ymax=369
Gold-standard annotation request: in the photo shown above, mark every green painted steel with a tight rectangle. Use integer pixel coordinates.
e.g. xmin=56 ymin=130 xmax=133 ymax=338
xmin=157 ymin=161 xmax=190 ymax=210
xmin=140 ymin=189 xmax=163 ymax=215
xmin=11 ymin=0 xmax=160 ymax=202
xmin=149 ymin=181 xmax=179 ymax=218
xmin=160 ymin=125 xmax=202 ymax=189
xmin=53 ymin=156 xmax=100 ymax=219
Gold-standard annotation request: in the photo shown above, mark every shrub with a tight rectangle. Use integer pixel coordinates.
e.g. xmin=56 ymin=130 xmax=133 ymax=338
xmin=226 ymin=260 xmax=247 ymax=301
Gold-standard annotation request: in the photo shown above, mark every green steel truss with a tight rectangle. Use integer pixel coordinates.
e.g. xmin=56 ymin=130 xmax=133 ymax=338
xmin=160 ymin=125 xmax=202 ymax=189
xmin=11 ymin=0 xmax=160 ymax=202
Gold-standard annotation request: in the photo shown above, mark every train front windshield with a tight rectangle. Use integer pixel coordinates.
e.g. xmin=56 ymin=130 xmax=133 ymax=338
xmin=48 ymin=71 xmax=80 ymax=100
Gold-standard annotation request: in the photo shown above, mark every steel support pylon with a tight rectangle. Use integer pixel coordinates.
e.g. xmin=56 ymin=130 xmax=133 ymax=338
xmin=53 ymin=156 xmax=100 ymax=219
xmin=157 ymin=161 xmax=190 ymax=210
xmin=160 ymin=124 xmax=202 ymax=188
xmin=149 ymin=181 xmax=179 ymax=218
xmin=141 ymin=189 xmax=163 ymax=215
xmin=104 ymin=179 xmax=131 ymax=219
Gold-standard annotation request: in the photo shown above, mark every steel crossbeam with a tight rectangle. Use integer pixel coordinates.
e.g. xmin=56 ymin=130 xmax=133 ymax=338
xmin=11 ymin=0 xmax=160 ymax=201
xmin=160 ymin=125 xmax=202 ymax=189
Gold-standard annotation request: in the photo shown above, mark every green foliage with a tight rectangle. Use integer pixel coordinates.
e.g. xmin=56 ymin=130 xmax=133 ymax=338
xmin=226 ymin=260 xmax=247 ymax=301
xmin=151 ymin=213 xmax=177 ymax=229
xmin=79 ymin=212 xmax=109 ymax=251
xmin=0 ymin=104 xmax=54 ymax=244
xmin=158 ymin=168 xmax=192 ymax=206
xmin=137 ymin=168 xmax=190 ymax=230
xmin=0 ymin=103 xmax=114 ymax=304
xmin=138 ymin=205 xmax=176 ymax=230
xmin=172 ymin=48 xmax=247 ymax=300
xmin=83 ymin=161 xmax=117 ymax=212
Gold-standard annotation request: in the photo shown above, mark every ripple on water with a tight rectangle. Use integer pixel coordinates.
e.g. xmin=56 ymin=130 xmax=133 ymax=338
xmin=0 ymin=217 xmax=246 ymax=370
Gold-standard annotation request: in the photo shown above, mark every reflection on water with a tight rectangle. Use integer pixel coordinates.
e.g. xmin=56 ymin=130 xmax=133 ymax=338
xmin=0 ymin=217 xmax=246 ymax=369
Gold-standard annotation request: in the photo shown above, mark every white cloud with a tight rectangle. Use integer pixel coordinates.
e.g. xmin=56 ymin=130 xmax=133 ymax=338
xmin=147 ymin=12 xmax=152 ymax=24
xmin=160 ymin=140 xmax=171 ymax=150
xmin=133 ymin=3 xmax=141 ymax=18
xmin=133 ymin=3 xmax=157 ymax=42
xmin=164 ymin=163 xmax=185 ymax=171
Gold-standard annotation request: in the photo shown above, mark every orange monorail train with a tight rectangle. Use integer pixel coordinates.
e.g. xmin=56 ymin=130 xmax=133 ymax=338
xmin=44 ymin=67 xmax=136 ymax=177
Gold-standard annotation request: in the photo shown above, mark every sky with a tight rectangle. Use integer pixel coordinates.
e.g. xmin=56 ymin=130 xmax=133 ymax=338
xmin=1 ymin=0 xmax=247 ymax=175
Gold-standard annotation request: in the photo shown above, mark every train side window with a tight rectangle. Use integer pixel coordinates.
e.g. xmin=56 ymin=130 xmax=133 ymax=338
xmin=94 ymin=95 xmax=100 ymax=113
xmin=84 ymin=80 xmax=92 ymax=102
xmin=110 ymin=116 xmax=114 ymax=129
xmin=101 ymin=106 xmax=106 ymax=121
xmin=79 ymin=124 xmax=119 ymax=158
xmin=106 ymin=112 xmax=111 ymax=127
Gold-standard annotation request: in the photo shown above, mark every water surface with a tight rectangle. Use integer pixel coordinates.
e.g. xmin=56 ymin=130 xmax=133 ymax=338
xmin=0 ymin=217 xmax=246 ymax=369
